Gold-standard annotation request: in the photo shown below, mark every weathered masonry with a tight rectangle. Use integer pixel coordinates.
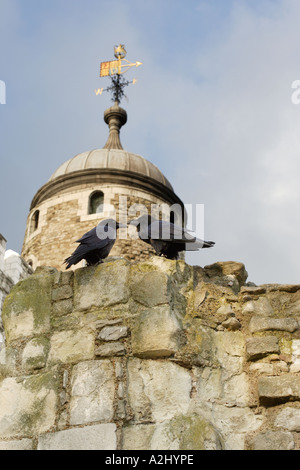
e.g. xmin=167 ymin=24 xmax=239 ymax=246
xmin=0 ymin=257 xmax=300 ymax=450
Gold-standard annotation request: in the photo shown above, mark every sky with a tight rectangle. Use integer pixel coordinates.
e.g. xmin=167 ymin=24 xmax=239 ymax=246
xmin=0 ymin=0 xmax=300 ymax=285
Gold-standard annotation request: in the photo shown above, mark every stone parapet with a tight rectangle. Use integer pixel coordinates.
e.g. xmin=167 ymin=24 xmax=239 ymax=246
xmin=0 ymin=257 xmax=300 ymax=450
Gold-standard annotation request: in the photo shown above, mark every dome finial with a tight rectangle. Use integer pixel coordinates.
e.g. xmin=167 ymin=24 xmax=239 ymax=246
xmin=103 ymin=102 xmax=127 ymax=150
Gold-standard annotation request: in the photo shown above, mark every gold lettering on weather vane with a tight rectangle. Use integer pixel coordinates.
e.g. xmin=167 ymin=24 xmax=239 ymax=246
xmin=94 ymin=45 xmax=142 ymax=103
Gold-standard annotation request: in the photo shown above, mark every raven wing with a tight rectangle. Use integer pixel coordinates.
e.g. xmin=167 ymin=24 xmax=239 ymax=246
xmin=64 ymin=243 xmax=94 ymax=268
xmin=76 ymin=227 xmax=98 ymax=244
xmin=148 ymin=220 xmax=196 ymax=243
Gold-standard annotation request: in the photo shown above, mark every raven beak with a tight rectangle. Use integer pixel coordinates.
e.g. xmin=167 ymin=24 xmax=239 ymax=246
xmin=117 ymin=223 xmax=127 ymax=229
xmin=128 ymin=220 xmax=137 ymax=226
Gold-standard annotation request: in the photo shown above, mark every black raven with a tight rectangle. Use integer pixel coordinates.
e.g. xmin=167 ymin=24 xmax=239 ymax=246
xmin=64 ymin=219 xmax=126 ymax=269
xmin=129 ymin=214 xmax=215 ymax=260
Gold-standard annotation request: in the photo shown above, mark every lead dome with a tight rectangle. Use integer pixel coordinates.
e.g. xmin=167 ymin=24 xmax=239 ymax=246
xmin=49 ymin=149 xmax=173 ymax=191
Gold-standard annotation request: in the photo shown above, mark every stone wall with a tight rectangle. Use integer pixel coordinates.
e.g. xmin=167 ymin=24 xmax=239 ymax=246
xmin=0 ymin=237 xmax=33 ymax=348
xmin=0 ymin=256 xmax=300 ymax=450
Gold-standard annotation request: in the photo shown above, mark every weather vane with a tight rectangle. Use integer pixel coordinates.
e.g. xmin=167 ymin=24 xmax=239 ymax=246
xmin=95 ymin=45 xmax=142 ymax=103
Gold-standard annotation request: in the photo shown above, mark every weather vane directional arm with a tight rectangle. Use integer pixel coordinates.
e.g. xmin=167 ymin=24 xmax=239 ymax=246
xmin=95 ymin=45 xmax=142 ymax=104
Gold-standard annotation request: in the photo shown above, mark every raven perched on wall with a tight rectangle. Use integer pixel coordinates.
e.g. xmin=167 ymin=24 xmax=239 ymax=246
xmin=64 ymin=219 xmax=126 ymax=269
xmin=129 ymin=214 xmax=215 ymax=260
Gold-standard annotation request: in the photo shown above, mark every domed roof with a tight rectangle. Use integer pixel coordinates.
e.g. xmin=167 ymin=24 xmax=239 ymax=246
xmin=49 ymin=148 xmax=173 ymax=191
xmin=30 ymin=102 xmax=182 ymax=211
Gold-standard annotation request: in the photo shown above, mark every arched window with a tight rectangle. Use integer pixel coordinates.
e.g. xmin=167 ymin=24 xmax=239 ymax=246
xmin=30 ymin=210 xmax=39 ymax=234
xmin=89 ymin=191 xmax=104 ymax=214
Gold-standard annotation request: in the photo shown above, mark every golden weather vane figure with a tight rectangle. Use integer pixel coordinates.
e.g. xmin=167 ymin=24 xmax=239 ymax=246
xmin=95 ymin=45 xmax=142 ymax=103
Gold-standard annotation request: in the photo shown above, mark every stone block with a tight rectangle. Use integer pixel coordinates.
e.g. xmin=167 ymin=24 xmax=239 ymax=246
xmin=73 ymin=260 xmax=130 ymax=311
xmin=221 ymin=316 xmax=241 ymax=331
xmin=95 ymin=343 xmax=126 ymax=357
xmin=96 ymin=318 xmax=122 ymax=329
xmin=211 ymin=405 xmax=263 ymax=450
xmin=0 ymin=439 xmax=34 ymax=450
xmin=69 ymin=360 xmax=115 ymax=425
xmin=214 ymin=331 xmax=245 ymax=377
xmin=52 ymin=298 xmax=73 ymax=316
xmin=98 ymin=325 xmax=128 ymax=341
xmin=258 ymin=376 xmax=300 ymax=405
xmin=194 ymin=367 xmax=223 ymax=404
xmin=251 ymin=430 xmax=294 ymax=450
xmin=127 ymin=358 xmax=192 ymax=422
xmin=246 ymin=336 xmax=279 ymax=361
xmin=249 ymin=363 xmax=274 ymax=374
xmin=22 ymin=336 xmax=49 ymax=371
xmin=130 ymin=267 xmax=169 ymax=307
xmin=292 ymin=339 xmax=300 ymax=356
xmin=195 ymin=364 xmax=251 ymax=408
xmin=215 ymin=330 xmax=245 ymax=358
xmin=0 ymin=369 xmax=58 ymax=438
xmin=52 ymin=285 xmax=73 ymax=301
xmin=216 ymin=302 xmax=234 ymax=316
xmin=59 ymin=270 xmax=74 ymax=286
xmin=115 ymin=360 xmax=123 ymax=378
xmin=131 ymin=306 xmax=182 ymax=358
xmin=143 ymin=256 xmax=179 ymax=275
xmin=242 ymin=297 xmax=273 ymax=316
xmin=175 ymin=321 xmax=214 ymax=367
xmin=240 ymin=286 xmax=266 ymax=295
xmin=223 ymin=373 xmax=251 ymax=407
xmin=37 ymin=423 xmax=117 ymax=450
xmin=286 ymin=341 xmax=300 ymax=369
xmin=274 ymin=361 xmax=289 ymax=373
xmin=204 ymin=261 xmax=248 ymax=288
xmin=154 ymin=414 xmax=222 ymax=450
xmin=122 ymin=414 xmax=222 ymax=450
xmin=0 ymin=346 xmax=17 ymax=378
xmin=269 ymin=284 xmax=300 ymax=293
xmin=286 ymin=292 xmax=300 ymax=315
xmin=249 ymin=316 xmax=298 ymax=333
xmin=291 ymin=363 xmax=300 ymax=373
xmin=2 ymin=270 xmax=52 ymax=344
xmin=48 ymin=329 xmax=94 ymax=364
xmin=122 ymin=423 xmax=156 ymax=450
xmin=275 ymin=407 xmax=300 ymax=431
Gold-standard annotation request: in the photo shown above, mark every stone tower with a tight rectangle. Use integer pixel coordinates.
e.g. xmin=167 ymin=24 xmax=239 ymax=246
xmin=21 ymin=102 xmax=185 ymax=271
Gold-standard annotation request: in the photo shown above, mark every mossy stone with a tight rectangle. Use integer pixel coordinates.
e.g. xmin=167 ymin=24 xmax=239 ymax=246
xmin=2 ymin=271 xmax=52 ymax=344
xmin=73 ymin=260 xmax=130 ymax=311
xmin=0 ymin=369 xmax=58 ymax=438
xmin=163 ymin=413 xmax=223 ymax=450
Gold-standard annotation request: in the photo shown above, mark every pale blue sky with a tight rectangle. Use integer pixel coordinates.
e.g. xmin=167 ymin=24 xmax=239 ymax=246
xmin=1 ymin=0 xmax=300 ymax=284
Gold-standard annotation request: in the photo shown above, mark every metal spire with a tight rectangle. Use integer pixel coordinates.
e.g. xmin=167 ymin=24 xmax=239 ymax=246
xmin=95 ymin=45 xmax=142 ymax=149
